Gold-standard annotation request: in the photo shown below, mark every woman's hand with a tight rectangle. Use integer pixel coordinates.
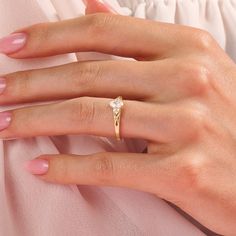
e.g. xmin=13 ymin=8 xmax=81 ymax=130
xmin=0 ymin=0 xmax=236 ymax=234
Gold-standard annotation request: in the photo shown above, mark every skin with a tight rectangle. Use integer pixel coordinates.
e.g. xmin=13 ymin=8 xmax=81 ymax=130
xmin=0 ymin=0 xmax=236 ymax=234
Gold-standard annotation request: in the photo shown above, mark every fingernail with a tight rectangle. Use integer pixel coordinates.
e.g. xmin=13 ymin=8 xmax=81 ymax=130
xmin=0 ymin=32 xmax=27 ymax=54
xmin=0 ymin=78 xmax=6 ymax=94
xmin=98 ymin=0 xmax=118 ymax=13
xmin=0 ymin=112 xmax=12 ymax=131
xmin=86 ymin=0 xmax=118 ymax=14
xmin=24 ymin=159 xmax=49 ymax=175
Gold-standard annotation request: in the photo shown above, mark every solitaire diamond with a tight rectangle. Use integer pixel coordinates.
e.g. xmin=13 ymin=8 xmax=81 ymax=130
xmin=110 ymin=97 xmax=124 ymax=111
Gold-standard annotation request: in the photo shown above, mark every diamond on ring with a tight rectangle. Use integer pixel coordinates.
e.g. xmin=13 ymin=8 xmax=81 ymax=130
xmin=110 ymin=96 xmax=124 ymax=109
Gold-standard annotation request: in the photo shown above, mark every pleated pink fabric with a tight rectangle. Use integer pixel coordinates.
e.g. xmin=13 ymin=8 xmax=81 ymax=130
xmin=0 ymin=0 xmax=235 ymax=235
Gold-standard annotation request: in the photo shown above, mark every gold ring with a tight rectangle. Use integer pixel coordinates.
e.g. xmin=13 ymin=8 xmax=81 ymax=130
xmin=109 ymin=96 xmax=124 ymax=141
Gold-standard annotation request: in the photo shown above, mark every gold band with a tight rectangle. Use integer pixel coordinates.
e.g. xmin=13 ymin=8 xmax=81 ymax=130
xmin=114 ymin=107 xmax=122 ymax=140
xmin=109 ymin=96 xmax=124 ymax=141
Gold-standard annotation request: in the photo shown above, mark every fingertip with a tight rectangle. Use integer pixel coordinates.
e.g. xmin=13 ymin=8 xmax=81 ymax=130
xmin=85 ymin=0 xmax=117 ymax=14
xmin=0 ymin=32 xmax=27 ymax=55
xmin=24 ymin=158 xmax=49 ymax=175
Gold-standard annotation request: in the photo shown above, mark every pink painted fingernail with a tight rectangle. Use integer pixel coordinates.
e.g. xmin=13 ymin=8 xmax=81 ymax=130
xmin=0 ymin=78 xmax=6 ymax=94
xmin=24 ymin=159 xmax=49 ymax=175
xmin=98 ymin=0 xmax=118 ymax=13
xmin=0 ymin=112 xmax=12 ymax=131
xmin=85 ymin=0 xmax=118 ymax=14
xmin=0 ymin=33 xmax=27 ymax=54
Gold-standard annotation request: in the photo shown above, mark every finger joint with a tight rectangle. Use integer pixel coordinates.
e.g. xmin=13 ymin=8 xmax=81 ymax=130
xmin=93 ymin=154 xmax=115 ymax=185
xmin=69 ymin=97 xmax=97 ymax=131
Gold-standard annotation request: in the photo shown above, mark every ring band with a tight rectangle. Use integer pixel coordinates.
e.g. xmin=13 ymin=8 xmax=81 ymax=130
xmin=109 ymin=96 xmax=124 ymax=141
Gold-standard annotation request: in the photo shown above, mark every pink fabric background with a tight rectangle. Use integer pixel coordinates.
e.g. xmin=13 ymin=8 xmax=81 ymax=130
xmin=0 ymin=0 xmax=235 ymax=235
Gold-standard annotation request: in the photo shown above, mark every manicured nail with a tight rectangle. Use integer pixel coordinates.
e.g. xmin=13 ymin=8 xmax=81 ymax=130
xmin=98 ymin=0 xmax=118 ymax=13
xmin=0 ymin=112 xmax=12 ymax=131
xmin=86 ymin=0 xmax=118 ymax=14
xmin=0 ymin=78 xmax=6 ymax=94
xmin=24 ymin=159 xmax=49 ymax=175
xmin=0 ymin=32 xmax=27 ymax=54
xmin=102 ymin=2 xmax=118 ymax=15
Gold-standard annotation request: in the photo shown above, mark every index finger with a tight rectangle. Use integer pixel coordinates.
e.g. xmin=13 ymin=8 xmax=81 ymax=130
xmin=0 ymin=13 xmax=199 ymax=59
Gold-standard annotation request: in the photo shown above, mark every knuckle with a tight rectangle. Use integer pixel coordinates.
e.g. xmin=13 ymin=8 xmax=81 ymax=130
xmin=51 ymin=158 xmax=70 ymax=183
xmin=87 ymin=13 xmax=118 ymax=36
xmin=180 ymin=105 xmax=210 ymax=140
xmin=28 ymin=22 xmax=51 ymax=49
xmin=179 ymin=155 xmax=208 ymax=192
xmin=190 ymin=65 xmax=211 ymax=94
xmin=192 ymin=29 xmax=216 ymax=51
xmin=69 ymin=97 xmax=96 ymax=129
xmin=10 ymin=70 xmax=33 ymax=97
xmin=92 ymin=153 xmax=114 ymax=184
xmin=72 ymin=62 xmax=103 ymax=92
xmin=180 ymin=63 xmax=212 ymax=95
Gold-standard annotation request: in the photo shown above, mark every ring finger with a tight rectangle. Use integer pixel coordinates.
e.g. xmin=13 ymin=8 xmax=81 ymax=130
xmin=0 ymin=96 xmax=195 ymax=142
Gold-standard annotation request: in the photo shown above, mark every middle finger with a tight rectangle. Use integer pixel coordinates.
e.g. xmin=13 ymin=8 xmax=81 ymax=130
xmin=0 ymin=60 xmax=203 ymax=104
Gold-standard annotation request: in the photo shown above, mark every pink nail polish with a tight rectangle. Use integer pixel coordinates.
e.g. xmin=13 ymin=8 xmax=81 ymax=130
xmin=86 ymin=0 xmax=118 ymax=14
xmin=0 ymin=32 xmax=27 ymax=54
xmin=24 ymin=159 xmax=49 ymax=175
xmin=0 ymin=78 xmax=6 ymax=94
xmin=98 ymin=0 xmax=117 ymax=14
xmin=0 ymin=112 xmax=12 ymax=131
xmin=99 ymin=1 xmax=118 ymax=14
